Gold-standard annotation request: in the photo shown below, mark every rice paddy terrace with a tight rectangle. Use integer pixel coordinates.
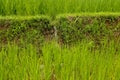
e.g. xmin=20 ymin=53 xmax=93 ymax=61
xmin=0 ymin=0 xmax=120 ymax=80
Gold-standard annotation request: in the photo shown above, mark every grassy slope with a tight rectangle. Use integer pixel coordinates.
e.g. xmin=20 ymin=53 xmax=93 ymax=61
xmin=0 ymin=15 xmax=50 ymax=20
xmin=0 ymin=12 xmax=120 ymax=20
xmin=0 ymin=12 xmax=120 ymax=44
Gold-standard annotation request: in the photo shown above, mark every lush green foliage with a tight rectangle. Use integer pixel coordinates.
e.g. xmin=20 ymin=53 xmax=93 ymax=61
xmin=0 ymin=0 xmax=120 ymax=16
xmin=0 ymin=40 xmax=120 ymax=80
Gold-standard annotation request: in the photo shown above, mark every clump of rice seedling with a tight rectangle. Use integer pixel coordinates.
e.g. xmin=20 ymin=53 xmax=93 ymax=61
xmin=0 ymin=40 xmax=120 ymax=80
xmin=0 ymin=0 xmax=120 ymax=16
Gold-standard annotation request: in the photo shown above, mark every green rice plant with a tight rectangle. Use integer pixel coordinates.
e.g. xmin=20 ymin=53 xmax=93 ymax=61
xmin=0 ymin=0 xmax=120 ymax=16
xmin=0 ymin=40 xmax=120 ymax=80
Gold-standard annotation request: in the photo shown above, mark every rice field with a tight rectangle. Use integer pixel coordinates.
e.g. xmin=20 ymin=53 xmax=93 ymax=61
xmin=0 ymin=0 xmax=120 ymax=16
xmin=0 ymin=40 xmax=120 ymax=80
xmin=0 ymin=0 xmax=120 ymax=80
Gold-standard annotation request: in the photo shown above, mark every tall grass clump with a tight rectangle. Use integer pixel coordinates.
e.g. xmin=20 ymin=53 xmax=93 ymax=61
xmin=0 ymin=40 xmax=120 ymax=80
xmin=0 ymin=0 xmax=120 ymax=16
